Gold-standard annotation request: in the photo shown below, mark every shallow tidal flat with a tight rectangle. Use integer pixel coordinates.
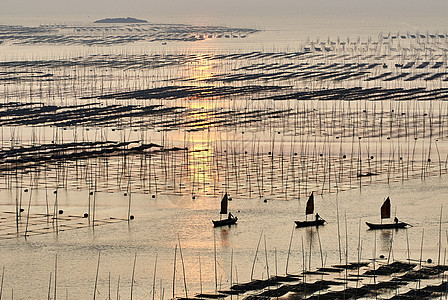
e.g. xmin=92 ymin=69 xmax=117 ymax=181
xmin=1 ymin=28 xmax=448 ymax=298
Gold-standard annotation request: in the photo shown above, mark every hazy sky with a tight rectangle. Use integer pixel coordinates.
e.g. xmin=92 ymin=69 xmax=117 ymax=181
xmin=1 ymin=0 xmax=448 ymax=27
xmin=1 ymin=0 xmax=447 ymax=17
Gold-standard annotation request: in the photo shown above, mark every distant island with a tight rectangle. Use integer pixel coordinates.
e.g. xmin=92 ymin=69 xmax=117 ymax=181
xmin=93 ymin=17 xmax=148 ymax=24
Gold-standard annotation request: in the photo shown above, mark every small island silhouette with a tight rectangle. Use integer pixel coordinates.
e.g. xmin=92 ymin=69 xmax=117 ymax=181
xmin=94 ymin=17 xmax=148 ymax=24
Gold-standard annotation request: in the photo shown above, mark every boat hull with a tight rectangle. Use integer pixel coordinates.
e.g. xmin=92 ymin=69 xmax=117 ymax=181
xmin=366 ymin=221 xmax=409 ymax=230
xmin=212 ymin=217 xmax=238 ymax=227
xmin=294 ymin=219 xmax=326 ymax=228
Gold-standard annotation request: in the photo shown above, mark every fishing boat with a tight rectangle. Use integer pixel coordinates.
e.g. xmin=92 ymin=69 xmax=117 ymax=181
xmin=366 ymin=197 xmax=410 ymax=230
xmin=212 ymin=193 xmax=238 ymax=227
xmin=366 ymin=222 xmax=409 ymax=229
xmin=294 ymin=192 xmax=326 ymax=228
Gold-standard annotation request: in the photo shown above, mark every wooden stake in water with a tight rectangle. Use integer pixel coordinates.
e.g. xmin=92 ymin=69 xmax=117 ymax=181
xmin=54 ymin=254 xmax=58 ymax=300
xmin=438 ymin=205 xmax=443 ymax=266
xmin=116 ymin=275 xmax=120 ymax=300
xmin=93 ymin=252 xmax=100 ymax=300
xmin=214 ymin=231 xmax=218 ymax=292
xmin=0 ymin=266 xmax=4 ymax=300
xmin=172 ymin=245 xmax=177 ymax=300
xmin=47 ymin=272 xmax=52 ymax=300
xmin=262 ymin=235 xmax=270 ymax=280
xmin=251 ymin=231 xmax=263 ymax=281
xmin=153 ymin=254 xmax=158 ymax=300
xmin=336 ymin=197 xmax=342 ymax=263
xmin=130 ymin=253 xmax=137 ymax=300
xmin=285 ymin=225 xmax=294 ymax=275
xmin=178 ymin=236 xmax=188 ymax=298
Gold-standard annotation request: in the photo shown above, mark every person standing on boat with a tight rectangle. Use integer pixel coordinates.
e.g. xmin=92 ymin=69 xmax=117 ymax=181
xmin=394 ymin=217 xmax=398 ymax=224
xmin=315 ymin=213 xmax=320 ymax=221
xmin=228 ymin=212 xmax=233 ymax=219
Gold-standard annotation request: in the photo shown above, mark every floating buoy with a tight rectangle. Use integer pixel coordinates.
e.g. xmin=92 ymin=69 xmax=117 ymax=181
xmin=58 ymin=210 xmax=63 ymax=214
xmin=89 ymin=191 xmax=93 ymax=195
xmin=124 ymin=193 xmax=127 ymax=196
xmin=20 ymin=208 xmax=25 ymax=213
xmin=192 ymin=196 xmax=196 ymax=200
xmin=343 ymin=155 xmax=347 ymax=158
xmin=130 ymin=215 xmax=135 ymax=220
xmin=427 ymin=258 xmax=432 ymax=263
xmin=24 ymin=189 xmax=28 ymax=192
xmin=152 ymin=195 xmax=155 ymax=198
xmin=379 ymin=254 xmax=385 ymax=259
xmin=53 ymin=190 xmax=57 ymax=194
xmin=263 ymin=199 xmax=267 ymax=203
xmin=370 ymin=156 xmax=374 ymax=159
xmin=83 ymin=213 xmax=88 ymax=218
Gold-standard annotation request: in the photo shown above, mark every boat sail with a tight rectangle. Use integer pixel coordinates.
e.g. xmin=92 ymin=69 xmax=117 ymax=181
xmin=294 ymin=192 xmax=326 ymax=228
xmin=212 ymin=193 xmax=238 ymax=227
xmin=381 ymin=197 xmax=391 ymax=219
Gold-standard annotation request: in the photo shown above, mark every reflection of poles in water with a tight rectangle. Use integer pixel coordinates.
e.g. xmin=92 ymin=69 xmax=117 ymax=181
xmin=230 ymin=249 xmax=233 ymax=290
xmin=387 ymin=230 xmax=394 ymax=264
xmin=301 ymin=236 xmax=306 ymax=285
xmin=308 ymin=229 xmax=313 ymax=270
xmin=316 ymin=227 xmax=324 ymax=268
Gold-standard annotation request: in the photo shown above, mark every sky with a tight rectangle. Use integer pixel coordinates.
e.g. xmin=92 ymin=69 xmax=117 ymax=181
xmin=1 ymin=0 xmax=448 ymax=21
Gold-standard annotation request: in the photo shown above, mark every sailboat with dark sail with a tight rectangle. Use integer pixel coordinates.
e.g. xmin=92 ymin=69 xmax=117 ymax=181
xmin=294 ymin=192 xmax=326 ymax=228
xmin=366 ymin=197 xmax=410 ymax=229
xmin=212 ymin=193 xmax=238 ymax=227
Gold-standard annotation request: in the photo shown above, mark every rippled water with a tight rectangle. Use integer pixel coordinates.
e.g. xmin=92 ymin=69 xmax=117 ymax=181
xmin=1 ymin=14 xmax=448 ymax=299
